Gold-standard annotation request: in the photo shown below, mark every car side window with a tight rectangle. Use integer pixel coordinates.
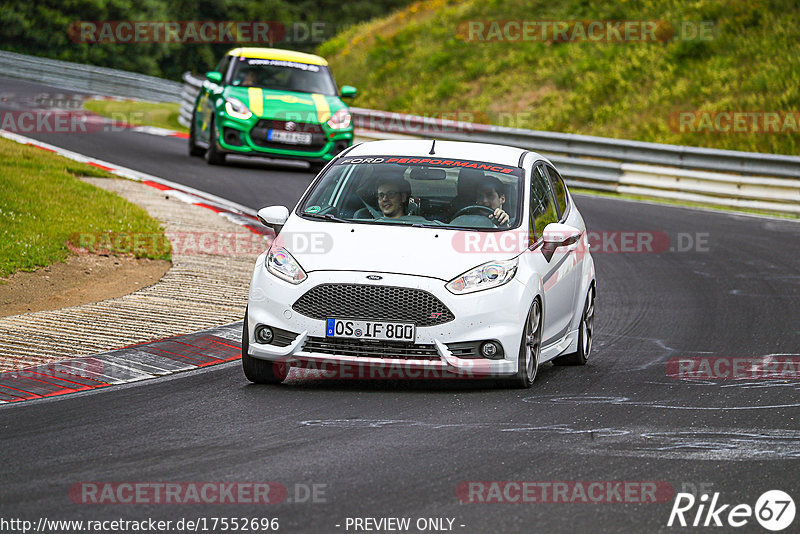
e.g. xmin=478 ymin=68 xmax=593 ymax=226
xmin=546 ymin=165 xmax=568 ymax=220
xmin=529 ymin=164 xmax=559 ymax=243
xmin=214 ymin=56 xmax=231 ymax=82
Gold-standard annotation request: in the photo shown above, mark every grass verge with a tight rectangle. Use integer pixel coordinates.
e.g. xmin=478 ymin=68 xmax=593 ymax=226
xmin=320 ymin=0 xmax=800 ymax=156
xmin=0 ymin=137 xmax=171 ymax=278
xmin=83 ymin=100 xmax=188 ymax=133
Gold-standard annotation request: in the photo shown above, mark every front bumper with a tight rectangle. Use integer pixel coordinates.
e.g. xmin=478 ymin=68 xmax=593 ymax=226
xmin=246 ymin=257 xmax=537 ymax=378
xmin=216 ymin=115 xmax=353 ymax=162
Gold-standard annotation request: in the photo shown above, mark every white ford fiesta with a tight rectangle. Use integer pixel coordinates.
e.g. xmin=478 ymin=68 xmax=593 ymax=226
xmin=243 ymin=139 xmax=595 ymax=388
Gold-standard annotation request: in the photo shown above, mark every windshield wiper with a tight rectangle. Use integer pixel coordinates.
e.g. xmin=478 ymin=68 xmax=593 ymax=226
xmin=302 ymin=212 xmax=349 ymax=223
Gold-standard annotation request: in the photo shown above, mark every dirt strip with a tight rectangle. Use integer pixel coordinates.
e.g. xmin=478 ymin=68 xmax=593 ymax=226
xmin=0 ymin=177 xmax=266 ymax=372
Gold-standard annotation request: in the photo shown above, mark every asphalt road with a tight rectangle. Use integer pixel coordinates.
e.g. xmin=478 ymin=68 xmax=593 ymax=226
xmin=1 ymin=78 xmax=799 ymax=533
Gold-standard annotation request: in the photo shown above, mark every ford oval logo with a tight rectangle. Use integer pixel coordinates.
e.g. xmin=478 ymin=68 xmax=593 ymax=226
xmin=366 ymin=275 xmax=382 ymax=280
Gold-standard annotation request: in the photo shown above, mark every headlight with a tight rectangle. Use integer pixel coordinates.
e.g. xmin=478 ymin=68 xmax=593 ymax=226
xmin=326 ymin=109 xmax=351 ymax=130
xmin=265 ymin=247 xmax=307 ymax=284
xmin=225 ymin=97 xmax=253 ymax=120
xmin=446 ymin=259 xmax=518 ymax=294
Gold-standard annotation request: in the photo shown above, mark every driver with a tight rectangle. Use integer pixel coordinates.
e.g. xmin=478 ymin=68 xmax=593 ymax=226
xmin=240 ymin=70 xmax=258 ymax=87
xmin=476 ymin=176 xmax=510 ymax=225
xmin=376 ymin=176 xmax=412 ymax=219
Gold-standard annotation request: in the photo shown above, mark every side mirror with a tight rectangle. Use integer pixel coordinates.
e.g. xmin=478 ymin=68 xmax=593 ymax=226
xmin=542 ymin=223 xmax=582 ymax=247
xmin=206 ymin=71 xmax=223 ymax=84
xmin=257 ymin=206 xmax=290 ymax=232
xmin=340 ymin=85 xmax=357 ymax=98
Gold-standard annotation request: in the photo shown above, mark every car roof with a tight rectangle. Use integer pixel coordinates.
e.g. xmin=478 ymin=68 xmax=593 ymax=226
xmin=345 ymin=139 xmax=547 ymax=168
xmin=226 ymin=47 xmax=328 ymax=66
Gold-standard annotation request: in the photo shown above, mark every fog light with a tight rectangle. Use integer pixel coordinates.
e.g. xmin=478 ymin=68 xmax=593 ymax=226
xmin=255 ymin=325 xmax=274 ymax=344
xmin=481 ymin=341 xmax=499 ymax=358
xmin=223 ymin=127 xmax=243 ymax=146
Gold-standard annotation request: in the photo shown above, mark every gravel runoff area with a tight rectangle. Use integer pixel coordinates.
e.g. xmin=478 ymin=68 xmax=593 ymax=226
xmin=0 ymin=177 xmax=265 ymax=372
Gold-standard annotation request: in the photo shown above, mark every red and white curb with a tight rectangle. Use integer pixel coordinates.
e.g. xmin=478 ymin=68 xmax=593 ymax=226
xmin=130 ymin=124 xmax=189 ymax=139
xmin=0 ymin=129 xmax=269 ymax=236
xmin=0 ymin=323 xmax=243 ymax=404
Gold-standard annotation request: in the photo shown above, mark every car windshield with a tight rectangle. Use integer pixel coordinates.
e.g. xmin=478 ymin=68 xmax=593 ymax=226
xmin=298 ymin=156 xmax=525 ymax=230
xmin=229 ymin=57 xmax=337 ymax=96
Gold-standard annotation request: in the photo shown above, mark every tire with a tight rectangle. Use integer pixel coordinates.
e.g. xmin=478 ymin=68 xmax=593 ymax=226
xmin=553 ymin=287 xmax=595 ymax=366
xmin=188 ymin=113 xmax=206 ymax=157
xmin=241 ymin=310 xmax=287 ymax=385
xmin=509 ymin=299 xmax=542 ymax=388
xmin=205 ymin=115 xmax=226 ymax=165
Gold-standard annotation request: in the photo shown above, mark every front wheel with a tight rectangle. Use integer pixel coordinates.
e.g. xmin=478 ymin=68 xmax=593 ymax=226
xmin=553 ymin=287 xmax=594 ymax=366
xmin=241 ymin=310 xmax=287 ymax=384
xmin=509 ymin=299 xmax=542 ymax=388
xmin=205 ymin=115 xmax=226 ymax=165
xmin=188 ymin=113 xmax=205 ymax=157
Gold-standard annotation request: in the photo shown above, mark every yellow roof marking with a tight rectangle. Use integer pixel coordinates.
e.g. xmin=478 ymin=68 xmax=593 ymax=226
xmin=226 ymin=47 xmax=327 ymax=66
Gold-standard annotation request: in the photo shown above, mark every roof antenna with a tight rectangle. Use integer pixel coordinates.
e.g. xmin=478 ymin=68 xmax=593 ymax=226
xmin=429 ymin=139 xmax=436 ymax=155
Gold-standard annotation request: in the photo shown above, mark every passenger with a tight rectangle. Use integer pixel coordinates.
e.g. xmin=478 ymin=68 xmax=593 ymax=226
xmin=476 ymin=176 xmax=510 ymax=225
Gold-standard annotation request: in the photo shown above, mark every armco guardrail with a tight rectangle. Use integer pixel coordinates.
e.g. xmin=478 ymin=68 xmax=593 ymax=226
xmin=0 ymin=50 xmax=181 ymax=102
xmin=350 ymin=107 xmax=800 ymax=179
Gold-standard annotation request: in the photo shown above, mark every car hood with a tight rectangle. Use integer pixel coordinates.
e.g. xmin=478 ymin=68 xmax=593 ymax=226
xmin=276 ymin=215 xmax=522 ymax=281
xmin=224 ymin=86 xmax=344 ymax=123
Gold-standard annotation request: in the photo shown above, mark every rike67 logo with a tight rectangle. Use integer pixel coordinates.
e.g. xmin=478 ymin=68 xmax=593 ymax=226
xmin=668 ymin=490 xmax=795 ymax=531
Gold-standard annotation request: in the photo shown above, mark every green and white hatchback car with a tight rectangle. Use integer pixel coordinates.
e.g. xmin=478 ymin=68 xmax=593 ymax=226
xmin=189 ymin=47 xmax=357 ymax=170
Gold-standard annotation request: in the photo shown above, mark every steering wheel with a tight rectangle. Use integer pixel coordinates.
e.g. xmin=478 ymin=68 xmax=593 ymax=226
xmin=451 ymin=204 xmax=495 ymax=220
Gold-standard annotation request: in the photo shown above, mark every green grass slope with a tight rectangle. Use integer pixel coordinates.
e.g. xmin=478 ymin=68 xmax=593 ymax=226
xmin=320 ymin=0 xmax=800 ymax=155
xmin=0 ymin=138 xmax=170 ymax=277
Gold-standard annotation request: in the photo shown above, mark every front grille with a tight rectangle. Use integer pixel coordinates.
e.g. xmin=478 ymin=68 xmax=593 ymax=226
xmin=292 ymin=284 xmax=455 ymax=327
xmin=303 ymin=337 xmax=439 ymax=360
xmin=255 ymin=119 xmax=324 ymax=134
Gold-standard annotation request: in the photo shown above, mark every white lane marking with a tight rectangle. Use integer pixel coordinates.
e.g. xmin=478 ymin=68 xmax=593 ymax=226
xmin=522 ymin=394 xmax=800 ymax=410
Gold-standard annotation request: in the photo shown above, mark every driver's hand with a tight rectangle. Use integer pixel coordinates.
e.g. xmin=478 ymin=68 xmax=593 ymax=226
xmin=489 ymin=208 xmax=509 ymax=225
